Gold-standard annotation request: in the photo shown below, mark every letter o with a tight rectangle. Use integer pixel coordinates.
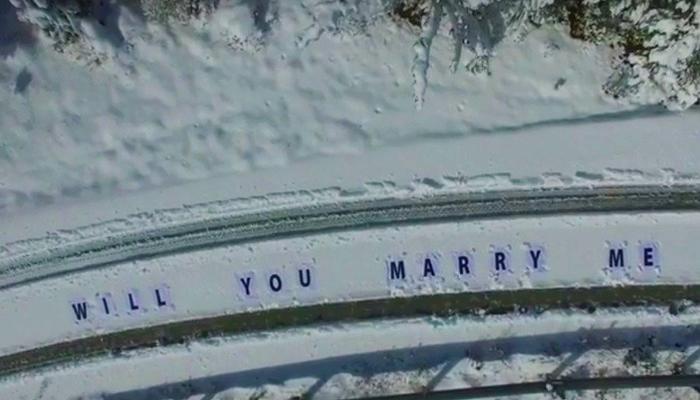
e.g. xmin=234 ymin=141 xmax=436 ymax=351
xmin=269 ymin=274 xmax=283 ymax=292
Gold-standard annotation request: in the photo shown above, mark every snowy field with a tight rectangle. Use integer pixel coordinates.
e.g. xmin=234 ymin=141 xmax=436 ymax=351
xmin=2 ymin=0 xmax=700 ymax=398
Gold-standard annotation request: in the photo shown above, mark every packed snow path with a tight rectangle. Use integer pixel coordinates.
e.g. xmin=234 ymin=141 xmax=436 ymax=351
xmin=2 ymin=184 xmax=699 ymax=289
xmin=3 ymin=202 xmax=700 ymax=370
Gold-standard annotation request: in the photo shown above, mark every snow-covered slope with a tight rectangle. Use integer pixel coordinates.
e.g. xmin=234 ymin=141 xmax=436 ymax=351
xmin=1 ymin=0 xmax=635 ymax=214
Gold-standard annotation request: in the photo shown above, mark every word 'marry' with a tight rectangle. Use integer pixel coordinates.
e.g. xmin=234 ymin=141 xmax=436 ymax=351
xmin=386 ymin=245 xmax=545 ymax=285
xmin=70 ymin=285 xmax=172 ymax=323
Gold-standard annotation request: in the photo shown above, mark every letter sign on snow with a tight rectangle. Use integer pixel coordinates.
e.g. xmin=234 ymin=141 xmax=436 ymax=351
xmin=236 ymin=271 xmax=257 ymax=300
xmin=491 ymin=246 xmax=511 ymax=274
xmin=153 ymin=284 xmax=173 ymax=309
xmin=126 ymin=289 xmax=142 ymax=314
xmin=607 ymin=244 xmax=626 ymax=269
xmin=296 ymin=265 xmax=315 ymax=290
xmin=386 ymin=257 xmax=407 ymax=286
xmin=96 ymin=292 xmax=116 ymax=317
xmin=419 ymin=253 xmax=440 ymax=280
xmin=639 ymin=241 xmax=660 ymax=271
xmin=292 ymin=264 xmax=318 ymax=299
xmin=70 ymin=298 xmax=90 ymax=323
xmin=525 ymin=244 xmax=547 ymax=273
xmin=605 ymin=242 xmax=629 ymax=280
xmin=453 ymin=251 xmax=474 ymax=281
xmin=266 ymin=270 xmax=287 ymax=294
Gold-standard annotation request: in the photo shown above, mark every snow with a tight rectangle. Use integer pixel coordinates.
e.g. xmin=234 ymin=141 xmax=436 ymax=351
xmin=0 ymin=0 xmax=630 ymax=216
xmin=2 ymin=1 xmax=700 ymax=398
xmin=2 ymin=110 xmax=700 ymax=269
xmin=1 ymin=307 xmax=699 ymax=399
xmin=4 ymin=0 xmax=699 ymax=254
xmin=0 ymin=210 xmax=698 ymax=357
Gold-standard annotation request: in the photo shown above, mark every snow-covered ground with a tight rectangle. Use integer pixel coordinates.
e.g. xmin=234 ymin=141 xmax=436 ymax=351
xmin=2 ymin=0 xmax=700 ymax=257
xmin=2 ymin=307 xmax=700 ymax=399
xmin=0 ymin=0 xmax=637 ymax=214
xmin=3 ymin=110 xmax=700 ymax=263
xmin=0 ymin=204 xmax=699 ymax=352
xmin=3 ymin=0 xmax=700 ymax=255
xmin=2 ymin=0 xmax=700 ymax=398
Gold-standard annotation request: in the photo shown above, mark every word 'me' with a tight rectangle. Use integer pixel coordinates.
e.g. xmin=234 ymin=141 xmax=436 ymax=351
xmin=606 ymin=241 xmax=661 ymax=271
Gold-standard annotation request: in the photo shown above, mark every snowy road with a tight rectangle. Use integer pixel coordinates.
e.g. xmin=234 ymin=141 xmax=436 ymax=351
xmin=3 ymin=184 xmax=700 ymax=289
xmin=3 ymin=201 xmax=700 ymax=374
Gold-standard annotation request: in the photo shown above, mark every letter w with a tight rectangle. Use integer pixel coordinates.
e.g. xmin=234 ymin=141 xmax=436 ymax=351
xmin=72 ymin=302 xmax=88 ymax=321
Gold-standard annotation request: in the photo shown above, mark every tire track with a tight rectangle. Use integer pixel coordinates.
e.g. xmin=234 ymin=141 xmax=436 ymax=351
xmin=3 ymin=184 xmax=700 ymax=289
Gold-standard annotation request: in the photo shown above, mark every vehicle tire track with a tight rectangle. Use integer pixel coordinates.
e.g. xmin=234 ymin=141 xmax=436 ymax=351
xmin=2 ymin=184 xmax=700 ymax=289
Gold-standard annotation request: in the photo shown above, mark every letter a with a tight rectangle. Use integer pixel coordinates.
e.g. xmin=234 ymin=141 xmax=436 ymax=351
xmin=423 ymin=258 xmax=436 ymax=277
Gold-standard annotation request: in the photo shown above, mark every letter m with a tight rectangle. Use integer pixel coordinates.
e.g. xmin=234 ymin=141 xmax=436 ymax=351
xmin=609 ymin=248 xmax=625 ymax=268
xmin=389 ymin=260 xmax=406 ymax=280
xmin=71 ymin=301 xmax=88 ymax=321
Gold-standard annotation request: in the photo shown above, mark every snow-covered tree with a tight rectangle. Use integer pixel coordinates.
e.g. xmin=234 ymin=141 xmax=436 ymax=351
xmin=393 ymin=0 xmax=700 ymax=109
xmin=9 ymin=0 xmax=87 ymax=51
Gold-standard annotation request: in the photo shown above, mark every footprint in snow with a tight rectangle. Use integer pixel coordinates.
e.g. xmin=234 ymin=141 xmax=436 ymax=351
xmin=14 ymin=67 xmax=31 ymax=94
